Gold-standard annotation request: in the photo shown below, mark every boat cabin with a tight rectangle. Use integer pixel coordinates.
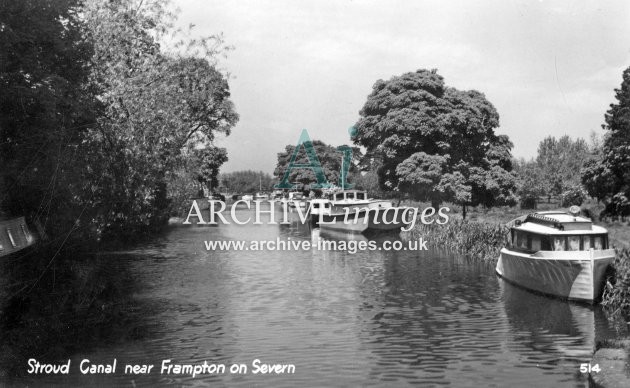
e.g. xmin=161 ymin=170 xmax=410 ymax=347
xmin=508 ymin=211 xmax=609 ymax=253
xmin=332 ymin=190 xmax=367 ymax=203
xmin=309 ymin=199 xmax=332 ymax=212
xmin=288 ymin=192 xmax=304 ymax=200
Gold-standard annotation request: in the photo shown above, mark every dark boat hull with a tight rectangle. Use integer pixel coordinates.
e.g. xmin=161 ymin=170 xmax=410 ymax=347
xmin=0 ymin=217 xmax=36 ymax=257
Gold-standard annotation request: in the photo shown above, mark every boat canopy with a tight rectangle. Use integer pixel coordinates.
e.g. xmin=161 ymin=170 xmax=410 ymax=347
xmin=511 ymin=211 xmax=606 ymax=235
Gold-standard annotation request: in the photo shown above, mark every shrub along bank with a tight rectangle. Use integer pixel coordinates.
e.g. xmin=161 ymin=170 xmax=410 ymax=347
xmin=601 ymin=248 xmax=630 ymax=316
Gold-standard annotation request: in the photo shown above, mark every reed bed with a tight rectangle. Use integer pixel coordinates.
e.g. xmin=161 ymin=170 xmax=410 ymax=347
xmin=404 ymin=219 xmax=510 ymax=263
xmin=602 ymin=248 xmax=630 ymax=317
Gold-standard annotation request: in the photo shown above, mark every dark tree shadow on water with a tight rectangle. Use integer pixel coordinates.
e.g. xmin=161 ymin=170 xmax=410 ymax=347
xmin=0 ymin=245 xmax=152 ymax=378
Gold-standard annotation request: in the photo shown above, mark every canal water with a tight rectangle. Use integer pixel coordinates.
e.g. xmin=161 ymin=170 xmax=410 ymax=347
xmin=5 ymin=207 xmax=625 ymax=386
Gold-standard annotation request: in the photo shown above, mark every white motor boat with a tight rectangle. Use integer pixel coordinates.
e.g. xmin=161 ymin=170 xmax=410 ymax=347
xmin=316 ymin=190 xmax=411 ymax=234
xmin=495 ymin=207 xmax=615 ymax=303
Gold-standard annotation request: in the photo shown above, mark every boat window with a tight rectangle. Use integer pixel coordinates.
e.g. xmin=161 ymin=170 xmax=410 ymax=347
xmin=335 ymin=193 xmax=344 ymax=201
xmin=7 ymin=229 xmax=17 ymax=248
xmin=583 ymin=236 xmax=591 ymax=250
xmin=553 ymin=237 xmax=565 ymax=251
xmin=515 ymin=231 xmax=527 ymax=250
xmin=568 ymin=236 xmax=580 ymax=251
xmin=530 ymin=234 xmax=541 ymax=251
xmin=356 ymin=192 xmax=366 ymax=200
xmin=541 ymin=236 xmax=552 ymax=251
xmin=594 ymin=236 xmax=603 ymax=250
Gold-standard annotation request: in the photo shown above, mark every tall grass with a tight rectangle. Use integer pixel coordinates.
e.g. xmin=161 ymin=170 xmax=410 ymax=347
xmin=602 ymin=248 xmax=630 ymax=317
xmin=404 ymin=219 xmax=510 ymax=263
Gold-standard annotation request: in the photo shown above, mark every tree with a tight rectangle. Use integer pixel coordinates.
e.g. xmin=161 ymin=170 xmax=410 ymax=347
xmin=353 ymin=69 xmax=518 ymax=217
xmin=536 ymin=135 xmax=589 ymax=202
xmin=80 ymin=0 xmax=238 ymax=240
xmin=274 ymin=140 xmax=360 ymax=188
xmin=513 ymin=158 xmax=544 ymax=209
xmin=0 ymin=0 xmax=97 ymax=242
xmin=190 ymin=147 xmax=229 ymax=192
xmin=581 ymin=66 xmax=630 ymax=216
xmin=220 ymin=171 xmax=274 ymax=194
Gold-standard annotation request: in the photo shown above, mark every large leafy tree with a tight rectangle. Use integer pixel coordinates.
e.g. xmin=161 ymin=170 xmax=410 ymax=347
xmin=189 ymin=147 xmax=229 ymax=192
xmin=581 ymin=66 xmax=630 ymax=216
xmin=274 ymin=140 xmax=360 ymax=188
xmin=354 ymin=69 xmax=518 ymax=217
xmin=0 ymin=0 xmax=97 ymax=240
xmin=80 ymin=0 xmax=238 ymax=240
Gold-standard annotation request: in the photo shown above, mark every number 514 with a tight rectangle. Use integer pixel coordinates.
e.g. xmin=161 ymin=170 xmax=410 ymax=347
xmin=580 ymin=363 xmax=600 ymax=373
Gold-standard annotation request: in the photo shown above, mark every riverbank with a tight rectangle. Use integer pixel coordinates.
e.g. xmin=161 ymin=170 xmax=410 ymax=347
xmin=0 ymin=246 xmax=141 ymax=377
xmin=591 ymin=339 xmax=630 ymax=387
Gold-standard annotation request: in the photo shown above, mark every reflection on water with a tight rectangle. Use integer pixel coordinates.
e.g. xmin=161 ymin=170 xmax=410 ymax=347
xmin=0 ymin=207 xmax=625 ymax=387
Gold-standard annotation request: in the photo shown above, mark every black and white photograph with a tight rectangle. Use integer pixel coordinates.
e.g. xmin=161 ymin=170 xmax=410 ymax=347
xmin=1 ymin=0 xmax=630 ymax=386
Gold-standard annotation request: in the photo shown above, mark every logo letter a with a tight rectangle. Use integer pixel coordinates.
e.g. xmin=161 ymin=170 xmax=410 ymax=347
xmin=274 ymin=129 xmax=332 ymax=189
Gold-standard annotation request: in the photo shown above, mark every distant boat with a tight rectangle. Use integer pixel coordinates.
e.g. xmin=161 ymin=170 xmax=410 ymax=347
xmin=309 ymin=198 xmax=332 ymax=226
xmin=495 ymin=207 xmax=615 ymax=303
xmin=316 ymin=190 xmax=411 ymax=234
xmin=281 ymin=191 xmax=306 ymax=209
xmin=0 ymin=217 xmax=36 ymax=257
xmin=270 ymin=190 xmax=284 ymax=201
xmin=254 ymin=192 xmax=269 ymax=200
xmin=241 ymin=194 xmax=254 ymax=202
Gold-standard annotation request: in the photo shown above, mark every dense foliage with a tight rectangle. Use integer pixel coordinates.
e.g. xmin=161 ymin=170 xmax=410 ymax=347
xmin=274 ymin=140 xmax=360 ymax=188
xmin=512 ymin=158 xmax=543 ymax=208
xmin=0 ymin=0 xmax=98 ymax=243
xmin=536 ymin=135 xmax=589 ymax=201
xmin=80 ymin=0 xmax=237 ymax=241
xmin=0 ymin=0 xmax=237 ymax=246
xmin=602 ymin=249 xmax=630 ymax=316
xmin=582 ymin=66 xmax=630 ymax=217
xmin=353 ymin=69 xmax=518 ymax=217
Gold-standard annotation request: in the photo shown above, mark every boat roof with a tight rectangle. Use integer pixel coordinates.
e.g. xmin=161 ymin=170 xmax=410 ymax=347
xmin=511 ymin=211 xmax=608 ymax=235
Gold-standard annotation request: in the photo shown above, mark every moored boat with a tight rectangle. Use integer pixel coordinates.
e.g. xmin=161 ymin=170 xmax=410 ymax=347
xmin=309 ymin=198 xmax=332 ymax=226
xmin=286 ymin=191 xmax=307 ymax=209
xmin=254 ymin=192 xmax=269 ymax=200
xmin=317 ymin=190 xmax=411 ymax=234
xmin=0 ymin=217 xmax=36 ymax=257
xmin=495 ymin=207 xmax=615 ymax=303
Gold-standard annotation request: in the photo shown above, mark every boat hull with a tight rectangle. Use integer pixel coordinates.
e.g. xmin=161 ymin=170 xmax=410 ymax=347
xmin=318 ymin=206 xmax=410 ymax=234
xmin=496 ymin=248 xmax=615 ymax=303
xmin=0 ymin=217 xmax=36 ymax=257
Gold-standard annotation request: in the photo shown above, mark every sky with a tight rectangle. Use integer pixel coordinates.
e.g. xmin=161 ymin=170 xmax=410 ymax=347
xmin=174 ymin=0 xmax=630 ymax=174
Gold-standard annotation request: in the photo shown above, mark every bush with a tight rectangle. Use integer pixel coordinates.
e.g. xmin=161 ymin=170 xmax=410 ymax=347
xmin=602 ymin=249 xmax=630 ymax=316
xmin=520 ymin=195 xmax=537 ymax=209
xmin=560 ymin=185 xmax=587 ymax=207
